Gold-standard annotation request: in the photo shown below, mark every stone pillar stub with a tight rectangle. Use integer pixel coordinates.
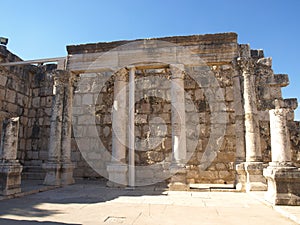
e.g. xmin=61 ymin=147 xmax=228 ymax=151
xmin=263 ymin=107 xmax=300 ymax=205
xmin=0 ymin=117 xmax=23 ymax=196
xmin=0 ymin=117 xmax=19 ymax=161
xmin=107 ymin=68 xmax=128 ymax=187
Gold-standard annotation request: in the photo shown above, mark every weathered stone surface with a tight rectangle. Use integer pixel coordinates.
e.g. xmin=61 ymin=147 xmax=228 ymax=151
xmin=0 ymin=117 xmax=23 ymax=195
xmin=0 ymin=33 xmax=299 ymax=200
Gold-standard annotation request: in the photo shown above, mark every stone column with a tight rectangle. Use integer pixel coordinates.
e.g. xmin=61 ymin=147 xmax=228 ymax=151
xmin=61 ymin=72 xmax=75 ymax=185
xmin=0 ymin=117 xmax=23 ymax=195
xmin=43 ymin=71 xmax=65 ymax=186
xmin=264 ymin=107 xmax=300 ymax=205
xmin=43 ymin=70 xmax=75 ymax=186
xmin=128 ymin=66 xmax=136 ymax=187
xmin=107 ymin=68 xmax=128 ymax=187
xmin=232 ymin=64 xmax=247 ymax=191
xmin=237 ymin=58 xmax=266 ymax=191
xmin=169 ymin=64 xmax=189 ymax=191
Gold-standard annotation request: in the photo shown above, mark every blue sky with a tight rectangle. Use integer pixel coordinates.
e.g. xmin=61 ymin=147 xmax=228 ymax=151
xmin=1 ymin=0 xmax=300 ymax=119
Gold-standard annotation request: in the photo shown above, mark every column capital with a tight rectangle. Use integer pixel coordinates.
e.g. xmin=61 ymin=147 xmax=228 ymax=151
xmin=270 ymin=107 xmax=289 ymax=116
xmin=52 ymin=70 xmax=72 ymax=86
xmin=114 ymin=68 xmax=128 ymax=81
xmin=237 ymin=57 xmax=255 ymax=75
xmin=170 ymin=64 xmax=185 ymax=79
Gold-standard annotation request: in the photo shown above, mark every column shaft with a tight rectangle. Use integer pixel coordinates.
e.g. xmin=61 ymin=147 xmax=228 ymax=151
xmin=111 ymin=68 xmax=128 ymax=163
xmin=170 ymin=64 xmax=187 ymax=164
xmin=61 ymin=74 xmax=74 ymax=163
xmin=107 ymin=68 xmax=128 ymax=187
xmin=44 ymin=70 xmax=75 ymax=186
xmin=236 ymin=58 xmax=266 ymax=192
xmin=128 ymin=67 xmax=135 ymax=187
xmin=48 ymin=77 xmax=64 ymax=161
xmin=263 ymin=107 xmax=300 ymax=205
xmin=269 ymin=108 xmax=291 ymax=163
xmin=240 ymin=60 xmax=262 ymax=162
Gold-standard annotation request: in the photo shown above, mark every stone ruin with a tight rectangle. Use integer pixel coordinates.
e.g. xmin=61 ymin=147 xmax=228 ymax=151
xmin=0 ymin=32 xmax=300 ymax=205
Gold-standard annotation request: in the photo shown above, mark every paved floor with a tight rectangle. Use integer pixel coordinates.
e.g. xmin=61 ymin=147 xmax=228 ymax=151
xmin=0 ymin=180 xmax=299 ymax=225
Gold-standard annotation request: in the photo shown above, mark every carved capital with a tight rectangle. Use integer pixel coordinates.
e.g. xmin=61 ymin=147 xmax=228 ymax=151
xmin=237 ymin=57 xmax=254 ymax=75
xmin=170 ymin=64 xmax=185 ymax=79
xmin=52 ymin=70 xmax=72 ymax=86
xmin=114 ymin=68 xmax=128 ymax=81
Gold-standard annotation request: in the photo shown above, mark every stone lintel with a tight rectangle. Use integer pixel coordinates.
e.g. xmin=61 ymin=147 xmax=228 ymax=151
xmin=264 ymin=166 xmax=300 ymax=205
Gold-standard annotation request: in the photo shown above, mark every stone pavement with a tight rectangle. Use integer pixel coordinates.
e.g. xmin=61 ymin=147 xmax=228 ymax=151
xmin=0 ymin=180 xmax=299 ymax=225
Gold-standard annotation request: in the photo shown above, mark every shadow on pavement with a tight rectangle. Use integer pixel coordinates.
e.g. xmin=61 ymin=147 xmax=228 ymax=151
xmin=0 ymin=179 xmax=167 ymax=223
xmin=0 ymin=218 xmax=80 ymax=225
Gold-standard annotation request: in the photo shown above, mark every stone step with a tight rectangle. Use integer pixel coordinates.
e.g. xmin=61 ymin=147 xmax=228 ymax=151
xmin=22 ymin=172 xmax=45 ymax=180
xmin=22 ymin=166 xmax=45 ymax=180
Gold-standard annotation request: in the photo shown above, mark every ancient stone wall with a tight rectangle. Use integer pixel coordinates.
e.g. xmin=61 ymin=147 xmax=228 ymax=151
xmin=0 ymin=46 xmax=58 ymax=179
xmin=0 ymin=46 xmax=31 ymax=167
xmin=24 ymin=65 xmax=56 ymax=179
xmin=0 ymin=32 xmax=299 ymax=185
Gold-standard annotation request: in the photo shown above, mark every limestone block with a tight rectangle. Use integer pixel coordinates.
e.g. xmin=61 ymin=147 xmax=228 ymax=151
xmin=264 ymin=166 xmax=300 ymax=205
xmin=43 ymin=162 xmax=61 ymax=186
xmin=5 ymin=89 xmax=16 ymax=103
xmin=169 ymin=165 xmax=189 ymax=191
xmin=284 ymin=98 xmax=298 ymax=110
xmin=268 ymin=74 xmax=289 ymax=87
xmin=32 ymin=97 xmax=40 ymax=108
xmin=257 ymin=57 xmax=272 ymax=67
xmin=0 ymin=75 xmax=7 ymax=86
xmin=135 ymin=114 xmax=147 ymax=124
xmin=106 ymin=163 xmax=128 ymax=187
xmin=61 ymin=163 xmax=75 ymax=185
xmin=0 ymin=162 xmax=23 ymax=195
xmin=82 ymin=94 xmax=93 ymax=105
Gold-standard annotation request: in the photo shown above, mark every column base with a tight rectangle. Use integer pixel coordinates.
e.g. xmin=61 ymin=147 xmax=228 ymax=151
xmin=106 ymin=163 xmax=128 ymax=187
xmin=0 ymin=161 xmax=23 ymax=196
xmin=61 ymin=163 xmax=75 ymax=186
xmin=235 ymin=162 xmax=267 ymax=192
xmin=43 ymin=162 xmax=61 ymax=186
xmin=169 ymin=164 xmax=189 ymax=191
xmin=235 ymin=163 xmax=247 ymax=191
xmin=263 ymin=165 xmax=300 ymax=205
